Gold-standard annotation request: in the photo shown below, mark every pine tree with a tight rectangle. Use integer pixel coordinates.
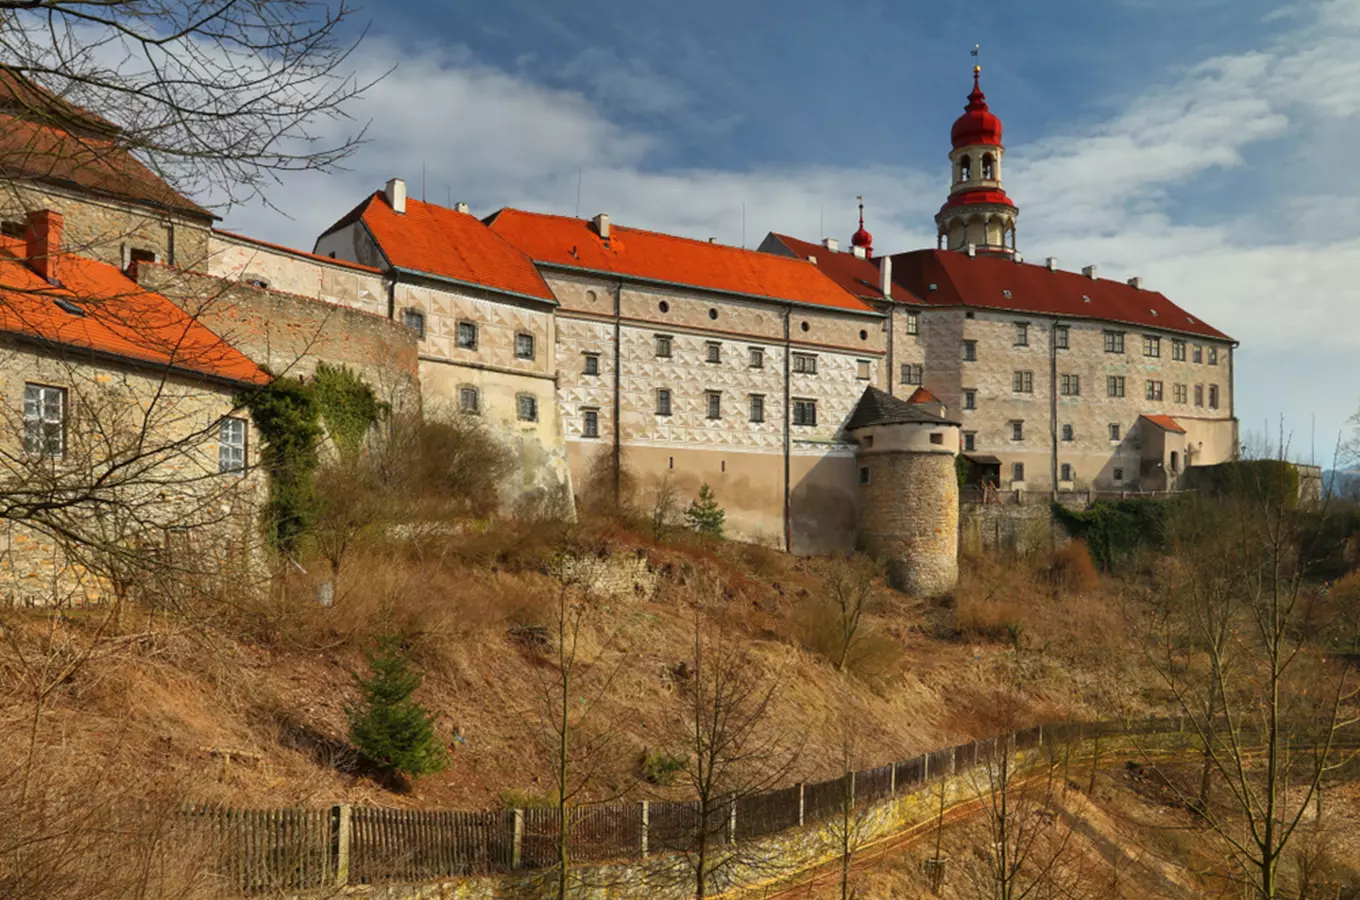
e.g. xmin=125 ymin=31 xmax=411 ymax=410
xmin=348 ymin=633 xmax=447 ymax=780
xmin=684 ymin=483 xmax=726 ymax=538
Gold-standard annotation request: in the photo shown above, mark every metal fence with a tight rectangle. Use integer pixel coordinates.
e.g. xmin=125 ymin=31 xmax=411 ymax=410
xmin=171 ymin=717 xmax=1184 ymax=892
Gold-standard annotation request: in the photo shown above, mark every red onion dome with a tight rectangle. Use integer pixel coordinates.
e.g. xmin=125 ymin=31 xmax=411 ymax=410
xmin=951 ymin=67 xmax=1003 ymax=149
xmin=850 ymin=200 xmax=873 ymax=253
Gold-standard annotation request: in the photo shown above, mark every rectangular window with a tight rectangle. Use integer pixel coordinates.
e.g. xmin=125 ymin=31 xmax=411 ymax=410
xmin=792 ymin=398 xmax=817 ymax=426
xmin=1014 ymin=322 xmax=1029 ymax=346
xmin=856 ymin=359 xmax=871 ymax=380
xmin=929 ymin=432 xmax=944 ymax=445
xmin=1060 ymin=374 xmax=1080 ymax=396
xmin=1012 ymin=371 xmax=1033 ymax=393
xmin=748 ymin=346 xmax=764 ymax=369
xmin=793 ymin=353 xmax=818 ymax=375
xmin=583 ymin=353 xmax=600 ymax=376
xmin=1209 ymin=384 xmax=1220 ymax=409
xmin=706 ymin=341 xmax=721 ymax=364
xmin=1060 ymin=463 xmax=1073 ymax=482
xmin=1109 ymin=423 xmax=1121 ymax=441
xmin=218 ymin=416 xmax=246 ymax=473
xmin=515 ymin=332 xmax=535 ymax=360
xmin=1146 ymin=379 xmax=1164 ymax=401
xmin=906 ymin=312 xmax=919 ymax=336
xmin=1172 ymin=339 xmax=1186 ymax=361
xmin=459 ymin=386 xmax=480 ymax=414
xmin=1012 ymin=462 xmax=1025 ymax=482
xmin=22 ymin=384 xmax=64 ymax=458
xmin=706 ymin=391 xmax=722 ymax=420
xmin=1107 ymin=375 xmax=1125 ymax=398
xmin=656 ymin=389 xmax=672 ymax=416
xmin=1193 ymin=344 xmax=1203 ymax=363
xmin=963 ymin=432 xmax=976 ymax=452
xmin=962 ymin=340 xmax=977 ymax=362
xmin=900 ymin=363 xmax=923 ymax=385
xmin=1143 ymin=335 xmax=1161 ymax=357
xmin=1174 ymin=383 xmax=1188 ymax=403
xmin=1010 ymin=420 xmax=1024 ymax=441
xmin=1113 ymin=467 xmax=1124 ymax=482
xmin=963 ymin=390 xmax=976 ymax=411
xmin=655 ymin=334 xmax=673 ymax=358
xmin=516 ymin=394 xmax=538 ymax=422
xmin=403 ymin=309 xmax=426 ymax=339
xmin=859 ymin=466 xmax=870 ymax=485
xmin=1061 ymin=424 xmax=1074 ymax=441
xmin=749 ymin=394 xmax=765 ymax=423
xmin=1208 ymin=347 xmax=1219 ymax=365
xmin=1195 ymin=384 xmax=1204 ymax=407
xmin=582 ymin=409 xmax=599 ymax=438
xmin=1104 ymin=331 xmax=1125 ymax=354
xmin=456 ymin=320 xmax=478 ymax=350
xmin=1054 ymin=326 xmax=1069 ymax=350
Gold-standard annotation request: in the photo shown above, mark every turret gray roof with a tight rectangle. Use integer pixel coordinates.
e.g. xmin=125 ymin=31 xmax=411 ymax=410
xmin=845 ymin=385 xmax=960 ymax=430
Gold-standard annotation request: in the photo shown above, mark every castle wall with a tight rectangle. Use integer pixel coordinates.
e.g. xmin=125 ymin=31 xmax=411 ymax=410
xmin=206 ymin=232 xmax=388 ymax=318
xmin=855 ymin=442 xmax=959 ymax=596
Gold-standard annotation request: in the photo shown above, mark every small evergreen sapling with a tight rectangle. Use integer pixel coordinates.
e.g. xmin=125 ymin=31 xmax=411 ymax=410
xmin=684 ymin=483 xmax=726 ymax=538
xmin=348 ymin=633 xmax=447 ymax=780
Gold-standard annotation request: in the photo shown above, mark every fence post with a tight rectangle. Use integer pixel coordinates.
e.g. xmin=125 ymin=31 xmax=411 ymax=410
xmin=640 ymin=801 xmax=649 ymax=858
xmin=512 ymin=809 xmax=524 ymax=870
xmin=797 ymin=783 xmax=805 ymax=827
xmin=332 ymin=804 xmax=352 ymax=887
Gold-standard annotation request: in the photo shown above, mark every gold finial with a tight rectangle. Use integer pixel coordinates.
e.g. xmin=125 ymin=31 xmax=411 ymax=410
xmin=974 ymin=64 xmax=982 ymax=74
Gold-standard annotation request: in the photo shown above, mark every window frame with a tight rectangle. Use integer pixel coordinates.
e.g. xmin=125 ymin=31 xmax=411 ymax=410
xmin=963 ymin=390 xmax=977 ymax=411
xmin=1208 ymin=384 xmax=1220 ymax=409
xmin=1208 ymin=347 xmax=1219 ymax=366
xmin=403 ymin=308 xmax=426 ymax=339
xmin=22 ymin=383 xmax=66 ymax=459
xmin=583 ymin=353 xmax=600 ymax=376
xmin=1193 ymin=344 xmax=1203 ymax=363
xmin=1104 ymin=330 xmax=1125 ymax=354
xmin=906 ymin=312 xmax=919 ymax=336
xmin=514 ymin=332 xmax=536 ymax=360
xmin=748 ymin=346 xmax=764 ymax=369
xmin=1061 ymin=424 xmax=1074 ymax=442
xmin=458 ymin=385 xmax=480 ymax=414
xmin=1012 ymin=462 xmax=1025 ymax=482
xmin=962 ymin=340 xmax=977 ymax=362
xmin=749 ymin=393 xmax=765 ymax=424
xmin=1195 ymin=384 xmax=1205 ymax=407
xmin=655 ymin=388 xmax=673 ymax=417
xmin=792 ymin=398 xmax=818 ymax=427
xmin=792 ymin=352 xmax=818 ymax=375
xmin=655 ymin=334 xmax=673 ymax=359
xmin=581 ymin=408 xmax=600 ymax=439
xmin=1146 ymin=379 xmax=1164 ymax=401
xmin=1172 ymin=339 xmax=1186 ymax=361
xmin=516 ymin=393 xmax=538 ymax=422
xmin=1014 ymin=322 xmax=1029 ymax=347
xmin=1107 ymin=375 xmax=1125 ymax=398
xmin=455 ymin=320 xmax=478 ymax=350
xmin=856 ymin=359 xmax=871 ymax=381
xmin=705 ymin=390 xmax=722 ymax=420
xmin=1012 ymin=370 xmax=1033 ymax=394
xmin=1109 ymin=423 xmax=1121 ymax=441
xmin=1054 ymin=325 xmax=1070 ymax=350
xmin=962 ymin=431 xmax=976 ymax=452
xmin=705 ymin=341 xmax=722 ymax=364
xmin=900 ymin=363 xmax=923 ymax=386
xmin=1060 ymin=374 xmax=1080 ymax=396
xmin=1173 ymin=383 xmax=1188 ymax=404
xmin=1060 ymin=463 xmax=1073 ymax=482
xmin=218 ymin=415 xmax=247 ymax=474
xmin=1142 ymin=334 xmax=1161 ymax=358
xmin=1010 ymin=420 xmax=1024 ymax=442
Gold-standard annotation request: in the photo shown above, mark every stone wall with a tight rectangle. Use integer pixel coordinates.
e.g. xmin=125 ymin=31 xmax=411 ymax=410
xmin=206 ymin=232 xmax=388 ymax=319
xmin=856 ymin=449 xmax=959 ymax=596
xmin=959 ymin=501 xmax=1067 ymax=558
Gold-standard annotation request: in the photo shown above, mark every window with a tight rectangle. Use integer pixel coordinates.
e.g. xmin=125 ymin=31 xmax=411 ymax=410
xmin=582 ymin=409 xmax=599 ymax=438
xmin=516 ymin=394 xmax=538 ymax=422
xmin=1104 ymin=331 xmax=1125 ymax=354
xmin=930 ymin=432 xmax=944 ymax=445
xmin=129 ymin=247 xmax=156 ymax=266
xmin=515 ymin=332 xmax=535 ymax=360
xmin=1012 ymin=462 xmax=1025 ymax=482
xmin=403 ymin=309 xmax=426 ymax=339
xmin=456 ymin=320 xmax=478 ymax=350
xmin=1107 ymin=375 xmax=1125 ymax=398
xmin=1209 ymin=385 xmax=1220 ymax=409
xmin=583 ymin=353 xmax=600 ymax=376
xmin=706 ymin=391 xmax=722 ymax=420
xmin=792 ymin=399 xmax=817 ymax=426
xmin=1143 ymin=335 xmax=1161 ymax=357
xmin=459 ymin=386 xmax=480 ymax=413
xmin=656 ymin=389 xmax=672 ymax=416
xmin=1060 ymin=374 xmax=1080 ymax=396
xmin=748 ymin=346 xmax=764 ymax=369
xmin=1109 ymin=423 xmax=1121 ymax=441
xmin=1174 ymin=383 xmax=1188 ymax=403
xmin=900 ymin=363 xmax=923 ymax=385
xmin=1060 ymin=463 xmax=1073 ymax=482
xmin=1012 ymin=371 xmax=1033 ymax=393
xmin=963 ymin=432 xmax=976 ymax=452
xmin=218 ymin=416 xmax=246 ymax=473
xmin=859 ymin=467 xmax=870 ymax=485
xmin=1061 ymin=424 xmax=1074 ymax=442
xmin=1146 ymin=379 xmax=1164 ymax=401
xmin=1113 ymin=467 xmax=1124 ymax=482
xmin=1054 ymin=326 xmax=1069 ymax=350
xmin=962 ymin=340 xmax=977 ymax=362
xmin=749 ymin=394 xmax=765 ymax=423
xmin=1195 ymin=384 xmax=1204 ymax=407
xmin=706 ymin=341 xmax=721 ymax=364
xmin=1010 ymin=420 xmax=1024 ymax=441
xmin=958 ymin=154 xmax=971 ymax=182
xmin=1014 ymin=322 xmax=1029 ymax=346
xmin=1172 ymin=339 xmax=1186 ymax=361
xmin=856 ymin=359 xmax=871 ymax=380
xmin=982 ymin=153 xmax=995 ymax=180
xmin=1208 ymin=347 xmax=1219 ymax=365
xmin=0 ymin=220 xmax=23 ymax=238
xmin=655 ymin=334 xmax=673 ymax=358
xmin=793 ymin=353 xmax=818 ymax=375
xmin=1193 ymin=344 xmax=1203 ymax=363
xmin=22 ymin=384 xmax=64 ymax=458
xmin=963 ymin=390 xmax=977 ymax=411
xmin=906 ymin=312 xmax=919 ymax=336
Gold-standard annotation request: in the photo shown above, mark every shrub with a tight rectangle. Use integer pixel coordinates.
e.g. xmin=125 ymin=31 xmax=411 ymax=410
xmin=378 ymin=411 xmax=513 ymax=519
xmin=348 ymin=632 xmax=447 ymax=781
xmin=1048 ymin=540 xmax=1099 ymax=594
xmin=684 ymin=483 xmax=726 ymax=538
xmin=313 ymin=362 xmax=387 ymax=455
xmin=640 ymin=748 xmax=687 ymax=786
xmin=1052 ymin=498 xmax=1174 ymax=571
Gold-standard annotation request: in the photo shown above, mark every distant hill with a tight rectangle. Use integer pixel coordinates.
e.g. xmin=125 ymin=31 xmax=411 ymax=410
xmin=1322 ymin=468 xmax=1360 ymax=498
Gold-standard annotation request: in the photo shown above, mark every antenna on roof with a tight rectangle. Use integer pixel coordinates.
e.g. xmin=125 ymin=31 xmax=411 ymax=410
xmin=576 ymin=167 xmax=582 ymax=218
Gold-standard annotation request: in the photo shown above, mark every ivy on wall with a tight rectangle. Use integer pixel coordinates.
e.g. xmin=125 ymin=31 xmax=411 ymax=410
xmin=313 ymin=362 xmax=388 ymax=456
xmin=240 ymin=377 xmax=323 ymax=555
xmin=1052 ymin=498 xmax=1174 ymax=572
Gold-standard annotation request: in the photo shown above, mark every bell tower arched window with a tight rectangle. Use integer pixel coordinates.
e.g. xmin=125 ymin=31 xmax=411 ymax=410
xmin=982 ymin=153 xmax=995 ymax=180
xmin=958 ymin=154 xmax=971 ymax=183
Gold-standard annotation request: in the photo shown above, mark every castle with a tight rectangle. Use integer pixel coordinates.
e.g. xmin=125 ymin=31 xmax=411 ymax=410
xmin=0 ymin=67 xmax=1237 ymax=601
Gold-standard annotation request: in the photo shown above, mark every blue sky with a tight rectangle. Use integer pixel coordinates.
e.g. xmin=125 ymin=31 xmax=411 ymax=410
xmin=222 ymin=0 xmax=1360 ymax=464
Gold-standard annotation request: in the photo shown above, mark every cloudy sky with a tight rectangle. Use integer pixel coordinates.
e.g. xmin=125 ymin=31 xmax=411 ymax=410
xmin=219 ymin=0 xmax=1360 ymax=463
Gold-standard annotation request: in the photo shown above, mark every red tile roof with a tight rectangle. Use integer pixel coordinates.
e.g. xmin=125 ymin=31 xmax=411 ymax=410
xmin=888 ymin=249 xmax=1231 ymax=341
xmin=0 ymin=236 xmax=267 ymax=385
xmin=214 ymin=229 xmax=382 ymax=274
xmin=325 ymin=193 xmax=555 ymax=302
xmin=488 ymin=210 xmax=875 ymax=313
xmin=1140 ymin=414 xmax=1186 ymax=435
xmin=764 ymin=233 xmax=914 ymax=304
xmin=906 ymin=387 xmax=942 ymax=405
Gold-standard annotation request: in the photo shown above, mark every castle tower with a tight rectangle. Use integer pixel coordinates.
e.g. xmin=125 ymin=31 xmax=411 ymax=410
xmin=935 ymin=66 xmax=1018 ymax=257
xmin=848 ymin=387 xmax=960 ymax=596
xmin=850 ymin=196 xmax=873 ymax=258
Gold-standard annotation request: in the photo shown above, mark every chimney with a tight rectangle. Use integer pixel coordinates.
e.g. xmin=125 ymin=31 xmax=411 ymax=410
xmin=852 ymin=245 xmax=867 ymax=259
xmin=878 ymin=255 xmax=892 ymax=299
xmin=1127 ymin=276 xmax=1144 ymax=290
xmin=25 ymin=210 xmax=63 ymax=284
xmin=1082 ymin=264 xmax=1098 ymax=279
xmin=822 ymin=237 xmax=840 ymax=252
xmin=966 ymin=243 xmax=977 ymax=259
xmin=454 ymin=201 xmax=470 ymax=214
xmin=592 ymin=213 xmax=610 ymax=239
xmin=1013 ymin=252 xmax=1024 ymax=264
xmin=1046 ymin=256 xmax=1058 ymax=271
xmin=384 ymin=178 xmax=407 ymax=214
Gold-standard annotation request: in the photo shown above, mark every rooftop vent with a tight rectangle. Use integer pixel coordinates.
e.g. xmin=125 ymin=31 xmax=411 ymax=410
xmin=454 ymin=201 xmax=470 ymax=214
xmin=1002 ymin=289 xmax=1012 ymax=299
xmin=1046 ymin=256 xmax=1058 ymax=271
xmin=966 ymin=243 xmax=977 ymax=259
xmin=1082 ymin=264 xmax=1098 ymax=279
xmin=1150 ymin=309 xmax=1159 ymax=317
xmin=928 ymin=283 xmax=938 ymax=292
xmin=822 ymin=237 xmax=839 ymax=252
xmin=592 ymin=213 xmax=610 ymax=240
xmin=384 ymin=178 xmax=407 ymax=214
xmin=1187 ymin=316 xmax=1196 ymax=324
xmin=807 ymin=255 xmax=817 ymax=265
xmin=1127 ymin=276 xmax=1143 ymax=290
xmin=1081 ymin=295 xmax=1091 ymax=304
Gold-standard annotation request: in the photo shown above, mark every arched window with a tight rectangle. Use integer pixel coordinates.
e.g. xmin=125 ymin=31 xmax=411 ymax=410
xmin=982 ymin=154 xmax=995 ymax=180
xmin=1170 ymin=451 xmax=1180 ymax=474
xmin=958 ymin=155 xmax=971 ymax=182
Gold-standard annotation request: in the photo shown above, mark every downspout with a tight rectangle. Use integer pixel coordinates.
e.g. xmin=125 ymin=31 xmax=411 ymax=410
xmin=1228 ymin=344 xmax=1238 ymax=460
xmin=783 ymin=306 xmax=793 ymax=553
xmin=613 ymin=278 xmax=624 ymax=504
xmin=886 ymin=303 xmax=895 ymax=397
xmin=1050 ymin=317 xmax=1059 ymax=494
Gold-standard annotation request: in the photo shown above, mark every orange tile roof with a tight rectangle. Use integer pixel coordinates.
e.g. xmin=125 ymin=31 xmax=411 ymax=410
xmin=764 ymin=233 xmax=922 ymax=305
xmin=487 ymin=209 xmax=875 ymax=313
xmin=1140 ymin=414 xmax=1187 ymax=435
xmin=906 ymin=387 xmax=942 ymax=405
xmin=323 ymin=192 xmax=555 ymax=302
xmin=214 ymin=229 xmax=382 ymax=274
xmin=0 ymin=236 xmax=267 ymax=385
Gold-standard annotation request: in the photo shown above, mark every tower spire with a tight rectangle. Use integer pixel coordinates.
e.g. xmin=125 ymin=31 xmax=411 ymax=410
xmin=850 ymin=194 xmax=873 ymax=258
xmin=935 ymin=64 xmax=1019 ymax=258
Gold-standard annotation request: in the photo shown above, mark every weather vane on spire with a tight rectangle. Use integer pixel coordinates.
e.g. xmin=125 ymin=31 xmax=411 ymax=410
xmin=972 ymin=43 xmax=981 ymax=73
